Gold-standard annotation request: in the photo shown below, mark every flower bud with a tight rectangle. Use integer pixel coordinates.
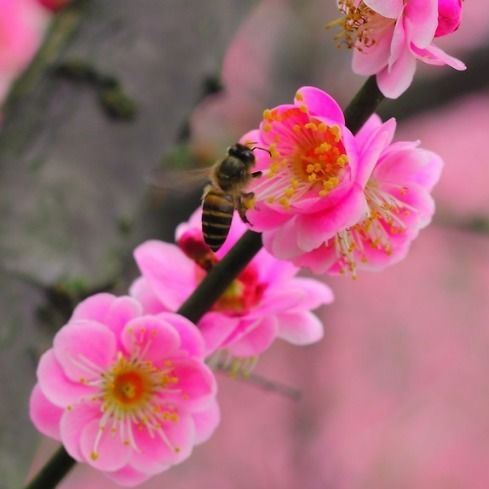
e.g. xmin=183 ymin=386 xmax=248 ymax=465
xmin=436 ymin=0 xmax=463 ymax=37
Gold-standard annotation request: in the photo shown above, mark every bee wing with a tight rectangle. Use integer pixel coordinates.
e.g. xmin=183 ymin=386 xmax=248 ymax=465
xmin=144 ymin=166 xmax=211 ymax=195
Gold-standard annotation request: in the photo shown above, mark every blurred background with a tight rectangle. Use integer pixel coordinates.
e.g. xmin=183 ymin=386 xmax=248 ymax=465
xmin=1 ymin=0 xmax=489 ymax=488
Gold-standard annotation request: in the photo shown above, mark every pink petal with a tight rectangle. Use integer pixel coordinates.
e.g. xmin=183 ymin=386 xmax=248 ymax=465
xmin=197 ymin=312 xmax=241 ymax=355
xmin=60 ymin=401 xmax=100 ymax=461
xmin=356 ymin=117 xmax=396 ymax=186
xmin=37 ymin=350 xmax=95 ymax=407
xmin=53 ymin=321 xmax=116 ymax=383
xmin=404 ymin=0 xmax=438 ymax=47
xmin=71 ymin=293 xmax=115 ymax=323
xmin=352 ymin=23 xmax=394 ymax=76
xmin=277 ymin=311 xmax=324 ymax=345
xmin=411 ymin=43 xmax=466 ymax=70
xmin=295 ymin=86 xmax=345 ymax=124
xmin=129 ymin=277 xmax=165 ymax=314
xmin=377 ymin=47 xmax=417 ymax=98
xmin=388 ymin=15 xmax=407 ymax=72
xmin=227 ymin=316 xmax=278 ymax=357
xmin=80 ymin=418 xmax=132 ymax=471
xmin=192 ymin=399 xmax=221 ymax=445
xmin=296 ymin=187 xmax=368 ymax=251
xmin=254 ymin=248 xmax=299 ymax=286
xmin=294 ymin=243 xmax=338 ymax=274
xmin=355 ymin=114 xmax=383 ymax=150
xmin=262 ymin=217 xmax=304 ymax=260
xmin=364 ymin=0 xmax=403 ymax=18
xmin=285 ymin=277 xmax=334 ymax=310
xmin=130 ymin=414 xmax=195 ymax=473
xmin=29 ymin=384 xmax=63 ymax=440
xmin=246 ymin=204 xmax=290 ymax=232
xmin=104 ymin=297 xmax=143 ymax=338
xmin=158 ymin=312 xmax=205 ymax=358
xmin=133 ymin=240 xmax=196 ymax=310
xmin=121 ymin=316 xmax=180 ymax=364
xmin=375 ymin=145 xmax=444 ymax=190
xmin=165 ymin=359 xmax=217 ymax=411
xmin=106 ymin=466 xmax=151 ymax=487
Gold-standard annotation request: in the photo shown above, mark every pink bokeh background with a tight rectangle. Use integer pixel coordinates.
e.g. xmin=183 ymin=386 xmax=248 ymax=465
xmin=21 ymin=0 xmax=489 ymax=488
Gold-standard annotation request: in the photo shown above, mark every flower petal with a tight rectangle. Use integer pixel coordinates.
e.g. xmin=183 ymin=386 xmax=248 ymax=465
xmin=192 ymin=399 xmax=221 ymax=445
xmin=227 ymin=316 xmax=278 ymax=357
xmin=106 ymin=466 xmax=151 ymax=487
xmin=197 ymin=312 xmax=241 ymax=355
xmin=133 ymin=240 xmax=196 ymax=310
xmin=130 ymin=414 xmax=195 ymax=473
xmin=80 ymin=418 xmax=132 ymax=471
xmin=411 ymin=43 xmax=466 ymax=70
xmin=296 ymin=186 xmax=368 ymax=251
xmin=29 ymin=384 xmax=63 ymax=440
xmin=404 ymin=0 xmax=438 ymax=47
xmin=165 ymin=358 xmax=217 ymax=412
xmin=158 ymin=312 xmax=205 ymax=358
xmin=71 ymin=293 xmax=115 ymax=323
xmin=104 ymin=297 xmax=143 ymax=339
xmin=53 ymin=321 xmax=116 ymax=383
xmin=277 ymin=311 xmax=324 ymax=345
xmin=37 ymin=350 xmax=95 ymax=406
xmin=377 ymin=47 xmax=417 ymax=98
xmin=121 ymin=316 xmax=180 ymax=364
xmin=295 ymin=86 xmax=345 ymax=124
xmin=129 ymin=277 xmax=165 ymax=314
xmin=364 ymin=0 xmax=403 ymax=18
xmin=60 ymin=401 xmax=100 ymax=461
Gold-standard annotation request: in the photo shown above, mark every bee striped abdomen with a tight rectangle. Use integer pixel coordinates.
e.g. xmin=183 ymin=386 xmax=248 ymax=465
xmin=202 ymin=189 xmax=235 ymax=251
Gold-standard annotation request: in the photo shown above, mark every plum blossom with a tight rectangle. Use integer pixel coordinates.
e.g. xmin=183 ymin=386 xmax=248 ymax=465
xmin=295 ymin=114 xmax=443 ymax=276
xmin=130 ymin=207 xmax=333 ymax=360
xmin=241 ymin=86 xmax=394 ymax=264
xmin=329 ymin=0 xmax=466 ymax=98
xmin=30 ymin=294 xmax=219 ymax=487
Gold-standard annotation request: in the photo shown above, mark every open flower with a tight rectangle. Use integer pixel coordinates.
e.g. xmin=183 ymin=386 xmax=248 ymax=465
xmin=30 ymin=294 xmax=219 ymax=487
xmin=130 ymin=207 xmax=333 ymax=360
xmin=241 ymin=86 xmax=394 ymax=264
xmin=329 ymin=0 xmax=466 ymax=98
xmin=295 ymin=115 xmax=443 ymax=276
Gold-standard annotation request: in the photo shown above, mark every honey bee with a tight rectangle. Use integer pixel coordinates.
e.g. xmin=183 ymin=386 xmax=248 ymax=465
xmin=202 ymin=143 xmax=264 ymax=252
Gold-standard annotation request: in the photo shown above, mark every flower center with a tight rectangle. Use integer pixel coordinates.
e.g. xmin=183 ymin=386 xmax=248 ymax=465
xmin=327 ymin=0 xmax=394 ymax=50
xmin=74 ymin=349 xmax=183 ymax=461
xmin=250 ymin=104 xmax=349 ymax=209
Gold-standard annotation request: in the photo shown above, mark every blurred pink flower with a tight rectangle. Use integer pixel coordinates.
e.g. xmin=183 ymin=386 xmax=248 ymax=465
xmin=130 ymin=207 xmax=333 ymax=359
xmin=242 ymin=86 xmax=392 ymax=264
xmin=30 ymin=293 xmax=219 ymax=487
xmin=295 ymin=114 xmax=443 ymax=276
xmin=0 ymin=0 xmax=47 ymax=103
xmin=330 ymin=0 xmax=466 ymax=98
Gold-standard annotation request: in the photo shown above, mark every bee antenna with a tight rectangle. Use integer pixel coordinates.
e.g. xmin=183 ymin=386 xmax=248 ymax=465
xmin=250 ymin=146 xmax=272 ymax=156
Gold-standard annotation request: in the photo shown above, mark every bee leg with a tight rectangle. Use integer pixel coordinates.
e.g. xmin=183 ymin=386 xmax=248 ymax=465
xmin=238 ymin=192 xmax=256 ymax=223
xmin=251 ymin=171 xmax=262 ymax=178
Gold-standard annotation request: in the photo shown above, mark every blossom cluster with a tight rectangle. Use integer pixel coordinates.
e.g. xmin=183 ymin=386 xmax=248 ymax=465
xmin=28 ymin=1 xmax=464 ymax=487
xmin=244 ymin=86 xmax=442 ymax=278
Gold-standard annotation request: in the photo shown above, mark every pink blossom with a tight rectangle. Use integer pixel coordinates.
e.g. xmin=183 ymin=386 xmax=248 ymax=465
xmin=241 ymin=86 xmax=394 ymax=265
xmin=294 ymin=114 xmax=443 ymax=276
xmin=330 ymin=0 xmax=466 ymax=98
xmin=130 ymin=207 xmax=333 ymax=359
xmin=29 ymin=293 xmax=219 ymax=487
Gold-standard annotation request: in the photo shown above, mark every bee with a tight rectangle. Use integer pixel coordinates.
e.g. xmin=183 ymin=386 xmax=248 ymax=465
xmin=202 ymin=143 xmax=264 ymax=252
